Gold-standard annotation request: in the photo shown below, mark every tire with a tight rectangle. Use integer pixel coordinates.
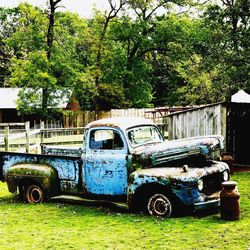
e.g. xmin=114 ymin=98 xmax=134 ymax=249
xmin=147 ymin=193 xmax=173 ymax=217
xmin=25 ymin=184 xmax=44 ymax=204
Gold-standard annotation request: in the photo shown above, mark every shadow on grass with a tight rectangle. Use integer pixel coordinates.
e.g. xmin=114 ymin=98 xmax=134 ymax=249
xmin=194 ymin=207 xmax=220 ymax=217
xmin=50 ymin=197 xmax=223 ymax=220
xmin=50 ymin=195 xmax=130 ymax=214
xmin=1 ymin=193 xmax=223 ymax=221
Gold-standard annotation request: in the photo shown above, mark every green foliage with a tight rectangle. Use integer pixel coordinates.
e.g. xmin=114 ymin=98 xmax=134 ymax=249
xmin=7 ymin=51 xmax=56 ymax=88
xmin=0 ymin=7 xmax=19 ymax=86
xmin=73 ymin=72 xmax=98 ymax=110
xmin=15 ymin=87 xmax=70 ymax=119
xmin=4 ymin=3 xmax=46 ymax=58
xmin=2 ymin=3 xmax=91 ymax=117
xmin=16 ymin=88 xmax=42 ymax=115
xmin=6 ymin=50 xmax=62 ymax=117
xmin=176 ymin=54 xmax=225 ymax=104
xmin=201 ymin=1 xmax=250 ymax=97
xmin=1 ymin=0 xmax=249 ymax=112
xmin=96 ymin=83 xmax=130 ymax=110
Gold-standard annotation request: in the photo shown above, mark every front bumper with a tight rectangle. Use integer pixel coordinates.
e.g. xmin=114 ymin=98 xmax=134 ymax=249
xmin=194 ymin=198 xmax=220 ymax=211
xmin=194 ymin=192 xmax=220 ymax=211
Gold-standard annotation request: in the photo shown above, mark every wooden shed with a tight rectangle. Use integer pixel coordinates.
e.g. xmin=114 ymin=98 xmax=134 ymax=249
xmin=166 ymin=102 xmax=250 ymax=165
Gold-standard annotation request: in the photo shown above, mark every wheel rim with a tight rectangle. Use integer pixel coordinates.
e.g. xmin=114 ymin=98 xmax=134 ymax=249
xmin=26 ymin=185 xmax=43 ymax=203
xmin=147 ymin=193 xmax=172 ymax=217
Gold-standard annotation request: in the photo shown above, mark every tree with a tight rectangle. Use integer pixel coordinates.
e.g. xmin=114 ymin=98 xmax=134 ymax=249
xmin=201 ymin=0 xmax=250 ymax=98
xmin=4 ymin=2 xmax=90 ymax=118
xmin=154 ymin=13 xmax=227 ymax=105
xmin=3 ymin=2 xmax=61 ymax=118
xmin=0 ymin=7 xmax=21 ymax=86
xmin=41 ymin=0 xmax=63 ymax=119
xmin=106 ymin=0 xmax=196 ymax=107
xmin=176 ymin=54 xmax=224 ymax=104
xmin=94 ymin=0 xmax=126 ymax=85
xmin=81 ymin=0 xmax=129 ymax=110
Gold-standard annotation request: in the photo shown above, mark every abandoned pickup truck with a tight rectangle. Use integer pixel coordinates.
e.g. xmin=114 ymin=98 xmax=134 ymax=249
xmin=0 ymin=117 xmax=230 ymax=217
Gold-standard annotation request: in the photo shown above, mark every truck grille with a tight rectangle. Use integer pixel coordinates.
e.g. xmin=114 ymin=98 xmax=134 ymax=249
xmin=202 ymin=172 xmax=224 ymax=195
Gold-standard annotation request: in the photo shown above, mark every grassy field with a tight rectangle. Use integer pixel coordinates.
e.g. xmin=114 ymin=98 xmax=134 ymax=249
xmin=0 ymin=172 xmax=249 ymax=250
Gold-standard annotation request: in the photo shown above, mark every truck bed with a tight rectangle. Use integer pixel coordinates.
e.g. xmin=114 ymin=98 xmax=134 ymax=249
xmin=0 ymin=151 xmax=81 ymax=185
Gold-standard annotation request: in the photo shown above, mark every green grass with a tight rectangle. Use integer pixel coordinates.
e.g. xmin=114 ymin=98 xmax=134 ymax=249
xmin=0 ymin=172 xmax=249 ymax=250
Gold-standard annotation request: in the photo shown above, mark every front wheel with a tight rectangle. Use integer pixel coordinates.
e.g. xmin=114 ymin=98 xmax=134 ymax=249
xmin=147 ymin=193 xmax=173 ymax=217
xmin=25 ymin=184 xmax=45 ymax=204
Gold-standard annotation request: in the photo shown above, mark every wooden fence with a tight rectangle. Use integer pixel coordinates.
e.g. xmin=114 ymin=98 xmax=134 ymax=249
xmin=0 ymin=122 xmax=31 ymax=152
xmin=63 ymin=108 xmax=156 ymax=127
xmin=63 ymin=107 xmax=197 ymax=128
xmin=63 ymin=107 xmax=197 ymax=139
xmin=0 ymin=122 xmax=84 ymax=153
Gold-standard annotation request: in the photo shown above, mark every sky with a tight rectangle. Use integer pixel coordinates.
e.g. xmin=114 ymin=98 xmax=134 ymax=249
xmin=0 ymin=0 xmax=114 ymax=18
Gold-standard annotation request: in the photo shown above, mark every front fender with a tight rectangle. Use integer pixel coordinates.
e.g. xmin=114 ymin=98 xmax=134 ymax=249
xmin=127 ymin=171 xmax=171 ymax=209
xmin=6 ymin=164 xmax=59 ymax=196
xmin=128 ymin=172 xmax=171 ymax=194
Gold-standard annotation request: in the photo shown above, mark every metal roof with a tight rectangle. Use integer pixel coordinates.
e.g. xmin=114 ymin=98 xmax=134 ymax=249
xmin=0 ymin=88 xmax=19 ymax=109
xmin=0 ymin=88 xmax=70 ymax=109
xmin=165 ymin=102 xmax=227 ymax=117
xmin=231 ymin=90 xmax=250 ymax=103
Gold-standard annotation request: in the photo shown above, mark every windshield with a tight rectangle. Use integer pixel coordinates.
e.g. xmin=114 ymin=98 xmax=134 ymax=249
xmin=127 ymin=126 xmax=163 ymax=147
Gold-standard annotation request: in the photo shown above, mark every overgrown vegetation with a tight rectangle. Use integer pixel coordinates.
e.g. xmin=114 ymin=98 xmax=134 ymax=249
xmin=0 ymin=172 xmax=249 ymax=249
xmin=0 ymin=0 xmax=249 ymax=118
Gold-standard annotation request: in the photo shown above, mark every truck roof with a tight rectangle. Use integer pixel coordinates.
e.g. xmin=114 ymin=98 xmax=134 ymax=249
xmin=86 ymin=117 xmax=155 ymax=131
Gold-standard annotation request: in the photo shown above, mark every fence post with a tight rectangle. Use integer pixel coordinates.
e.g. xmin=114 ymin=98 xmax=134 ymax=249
xmin=25 ymin=121 xmax=30 ymax=153
xmin=4 ymin=125 xmax=9 ymax=151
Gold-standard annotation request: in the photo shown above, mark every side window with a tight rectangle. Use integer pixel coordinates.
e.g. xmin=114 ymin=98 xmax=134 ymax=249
xmin=89 ymin=129 xmax=124 ymax=150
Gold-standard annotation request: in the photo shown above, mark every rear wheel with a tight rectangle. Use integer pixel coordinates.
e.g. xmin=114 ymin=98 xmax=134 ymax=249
xmin=25 ymin=184 xmax=44 ymax=204
xmin=147 ymin=193 xmax=173 ymax=217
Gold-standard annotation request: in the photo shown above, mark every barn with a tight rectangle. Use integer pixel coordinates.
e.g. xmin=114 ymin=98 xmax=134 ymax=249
xmin=0 ymin=88 xmax=34 ymax=124
xmin=0 ymin=88 xmax=70 ymax=127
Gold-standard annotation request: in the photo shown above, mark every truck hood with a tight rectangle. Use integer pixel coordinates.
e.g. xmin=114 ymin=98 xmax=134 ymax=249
xmin=132 ymin=135 xmax=224 ymax=168
xmin=131 ymin=161 xmax=229 ymax=183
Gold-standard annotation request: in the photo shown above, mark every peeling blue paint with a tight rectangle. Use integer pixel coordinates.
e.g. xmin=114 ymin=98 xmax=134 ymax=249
xmin=83 ymin=127 xmax=128 ymax=196
xmin=0 ymin=152 xmax=81 ymax=193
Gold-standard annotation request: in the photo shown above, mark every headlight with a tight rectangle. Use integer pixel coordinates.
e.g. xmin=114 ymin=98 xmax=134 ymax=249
xmin=197 ymin=179 xmax=203 ymax=191
xmin=223 ymin=171 xmax=229 ymax=181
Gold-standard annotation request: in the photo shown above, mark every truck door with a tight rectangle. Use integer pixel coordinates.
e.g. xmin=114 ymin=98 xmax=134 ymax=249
xmin=84 ymin=128 xmax=128 ymax=196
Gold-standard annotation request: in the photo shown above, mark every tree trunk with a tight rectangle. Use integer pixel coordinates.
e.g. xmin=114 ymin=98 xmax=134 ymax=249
xmin=42 ymin=0 xmax=61 ymax=119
